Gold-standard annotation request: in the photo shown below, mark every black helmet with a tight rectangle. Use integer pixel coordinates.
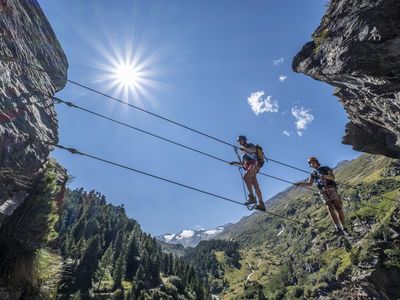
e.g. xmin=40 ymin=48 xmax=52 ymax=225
xmin=308 ymin=157 xmax=319 ymax=164
xmin=237 ymin=135 xmax=247 ymax=142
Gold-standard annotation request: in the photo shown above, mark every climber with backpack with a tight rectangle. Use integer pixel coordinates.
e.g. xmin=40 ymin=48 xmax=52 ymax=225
xmin=294 ymin=157 xmax=347 ymax=234
xmin=230 ymin=135 xmax=266 ymax=212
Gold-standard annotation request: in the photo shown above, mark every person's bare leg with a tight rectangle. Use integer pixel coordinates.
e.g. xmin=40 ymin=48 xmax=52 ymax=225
xmin=251 ymin=175 xmax=263 ymax=206
xmin=326 ymin=204 xmax=340 ymax=228
xmin=243 ymin=171 xmax=254 ymax=199
xmin=326 ymin=189 xmax=345 ymax=229
xmin=336 ymin=208 xmax=345 ymax=226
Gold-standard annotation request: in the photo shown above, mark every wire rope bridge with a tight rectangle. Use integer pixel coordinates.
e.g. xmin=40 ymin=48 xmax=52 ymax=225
xmin=2 ymin=58 xmax=399 ymax=229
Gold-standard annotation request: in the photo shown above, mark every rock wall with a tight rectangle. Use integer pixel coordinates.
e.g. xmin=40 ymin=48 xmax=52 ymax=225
xmin=0 ymin=0 xmax=68 ymax=225
xmin=293 ymin=0 xmax=400 ymax=158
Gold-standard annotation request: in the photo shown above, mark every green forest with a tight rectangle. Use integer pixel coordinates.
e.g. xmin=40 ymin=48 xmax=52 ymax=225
xmin=1 ymin=154 xmax=399 ymax=300
xmin=57 ymin=188 xmax=211 ymax=299
xmin=0 ymin=161 xmax=211 ymax=299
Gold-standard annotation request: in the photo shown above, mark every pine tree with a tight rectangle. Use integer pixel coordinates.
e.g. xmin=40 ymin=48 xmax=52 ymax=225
xmin=72 ymin=217 xmax=86 ymax=241
xmin=94 ymin=245 xmax=113 ymax=291
xmin=83 ymin=218 xmax=100 ymax=239
xmin=149 ymin=253 xmax=161 ymax=287
xmin=75 ymin=237 xmax=86 ymax=261
xmin=168 ymin=253 xmax=174 ymax=275
xmin=134 ymin=265 xmax=146 ymax=298
xmin=124 ymin=235 xmax=140 ymax=281
xmin=112 ymin=253 xmax=125 ymax=290
xmin=75 ymin=235 xmax=101 ymax=291
xmin=112 ymin=230 xmax=124 ymax=267
xmin=186 ymin=266 xmax=195 ymax=285
xmin=161 ymin=253 xmax=168 ymax=275
xmin=192 ymin=278 xmax=205 ymax=300
xmin=136 ymin=264 xmax=145 ymax=282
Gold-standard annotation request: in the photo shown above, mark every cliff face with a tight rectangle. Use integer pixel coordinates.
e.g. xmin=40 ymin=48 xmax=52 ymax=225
xmin=0 ymin=0 xmax=68 ymax=225
xmin=293 ymin=0 xmax=400 ymax=158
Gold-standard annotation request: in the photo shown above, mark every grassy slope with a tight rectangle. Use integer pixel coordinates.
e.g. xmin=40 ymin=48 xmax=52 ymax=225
xmin=0 ymin=161 xmax=66 ymax=299
xmin=213 ymin=154 xmax=400 ymax=299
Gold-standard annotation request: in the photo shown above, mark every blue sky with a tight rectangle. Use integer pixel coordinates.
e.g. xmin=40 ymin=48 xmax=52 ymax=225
xmin=39 ymin=0 xmax=360 ymax=235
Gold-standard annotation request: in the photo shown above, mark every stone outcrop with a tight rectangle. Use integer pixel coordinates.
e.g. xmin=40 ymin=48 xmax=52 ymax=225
xmin=0 ymin=0 xmax=68 ymax=225
xmin=293 ymin=0 xmax=400 ymax=158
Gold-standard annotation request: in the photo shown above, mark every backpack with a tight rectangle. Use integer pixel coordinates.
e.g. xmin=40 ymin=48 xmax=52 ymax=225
xmin=255 ymin=145 xmax=265 ymax=168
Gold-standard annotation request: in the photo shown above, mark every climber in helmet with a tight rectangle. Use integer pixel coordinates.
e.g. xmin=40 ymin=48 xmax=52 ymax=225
xmin=295 ymin=157 xmax=346 ymax=234
xmin=230 ymin=135 xmax=266 ymax=212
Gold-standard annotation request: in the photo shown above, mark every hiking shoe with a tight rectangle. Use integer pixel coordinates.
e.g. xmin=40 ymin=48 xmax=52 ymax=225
xmin=255 ymin=204 xmax=266 ymax=212
xmin=244 ymin=194 xmax=257 ymax=205
xmin=335 ymin=228 xmax=348 ymax=236
xmin=332 ymin=228 xmax=342 ymax=235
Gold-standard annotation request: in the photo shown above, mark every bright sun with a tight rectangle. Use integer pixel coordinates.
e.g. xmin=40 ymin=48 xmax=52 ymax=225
xmin=94 ymin=42 xmax=162 ymax=104
xmin=104 ymin=59 xmax=149 ymax=101
xmin=115 ymin=64 xmax=140 ymax=88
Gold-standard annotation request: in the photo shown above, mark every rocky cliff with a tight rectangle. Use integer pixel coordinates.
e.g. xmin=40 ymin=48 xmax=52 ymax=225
xmin=293 ymin=0 xmax=400 ymax=158
xmin=0 ymin=0 xmax=68 ymax=225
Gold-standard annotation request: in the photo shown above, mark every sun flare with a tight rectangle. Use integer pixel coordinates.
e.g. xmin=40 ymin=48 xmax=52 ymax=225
xmin=93 ymin=41 xmax=164 ymax=105
xmin=114 ymin=63 xmax=141 ymax=88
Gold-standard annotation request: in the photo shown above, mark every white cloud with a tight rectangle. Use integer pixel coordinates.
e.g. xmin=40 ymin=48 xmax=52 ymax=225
xmin=177 ymin=230 xmax=194 ymax=239
xmin=291 ymin=106 xmax=314 ymax=133
xmin=283 ymin=130 xmax=291 ymax=136
xmin=247 ymin=91 xmax=279 ymax=115
xmin=273 ymin=58 xmax=285 ymax=66
xmin=279 ymin=75 xmax=287 ymax=82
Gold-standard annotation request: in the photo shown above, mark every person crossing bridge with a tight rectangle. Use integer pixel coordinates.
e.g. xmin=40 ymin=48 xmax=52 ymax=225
xmin=295 ymin=157 xmax=347 ymax=234
xmin=230 ymin=135 xmax=266 ymax=212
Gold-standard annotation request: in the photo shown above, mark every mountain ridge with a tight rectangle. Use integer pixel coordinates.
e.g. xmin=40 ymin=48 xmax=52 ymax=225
xmin=156 ymin=224 xmax=232 ymax=248
xmin=186 ymin=153 xmax=400 ymax=299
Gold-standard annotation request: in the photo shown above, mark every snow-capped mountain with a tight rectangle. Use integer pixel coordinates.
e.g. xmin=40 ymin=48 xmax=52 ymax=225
xmin=156 ymin=225 xmax=230 ymax=248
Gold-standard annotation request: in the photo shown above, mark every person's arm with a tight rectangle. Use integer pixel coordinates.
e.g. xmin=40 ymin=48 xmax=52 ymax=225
xmin=321 ymin=170 xmax=335 ymax=181
xmin=229 ymin=161 xmax=242 ymax=166
xmin=295 ymin=175 xmax=314 ymax=187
